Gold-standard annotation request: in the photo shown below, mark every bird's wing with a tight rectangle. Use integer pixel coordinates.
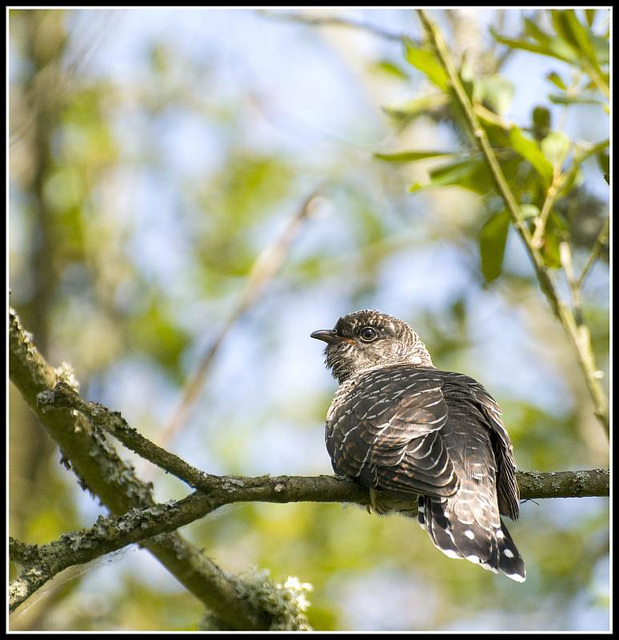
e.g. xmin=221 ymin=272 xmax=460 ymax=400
xmin=442 ymin=373 xmax=520 ymax=520
xmin=326 ymin=366 xmax=459 ymax=499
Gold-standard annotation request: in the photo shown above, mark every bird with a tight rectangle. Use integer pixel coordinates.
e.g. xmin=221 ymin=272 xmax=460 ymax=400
xmin=311 ymin=309 xmax=525 ymax=582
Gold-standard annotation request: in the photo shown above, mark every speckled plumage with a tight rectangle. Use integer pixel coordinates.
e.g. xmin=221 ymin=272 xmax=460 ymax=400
xmin=311 ymin=310 xmax=525 ymax=582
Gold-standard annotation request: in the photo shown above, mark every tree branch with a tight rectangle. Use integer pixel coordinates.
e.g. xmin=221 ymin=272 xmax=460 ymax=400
xmin=9 ymin=464 xmax=609 ymax=613
xmin=37 ymin=380 xmax=609 ymax=500
xmin=37 ymin=382 xmax=219 ymax=492
xmin=578 ymin=216 xmax=609 ymax=288
xmin=9 ymin=306 xmax=271 ymax=630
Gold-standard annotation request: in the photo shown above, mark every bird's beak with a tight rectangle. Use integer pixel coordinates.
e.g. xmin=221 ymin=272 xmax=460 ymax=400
xmin=310 ymin=329 xmax=340 ymax=344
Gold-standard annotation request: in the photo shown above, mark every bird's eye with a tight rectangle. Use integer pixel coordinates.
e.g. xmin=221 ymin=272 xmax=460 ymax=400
xmin=359 ymin=327 xmax=378 ymax=342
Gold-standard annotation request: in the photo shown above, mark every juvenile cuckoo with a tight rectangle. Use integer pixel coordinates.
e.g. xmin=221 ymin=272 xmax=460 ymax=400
xmin=311 ymin=309 xmax=525 ymax=582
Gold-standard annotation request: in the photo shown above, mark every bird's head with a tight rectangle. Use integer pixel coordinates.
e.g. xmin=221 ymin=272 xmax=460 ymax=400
xmin=311 ymin=309 xmax=434 ymax=384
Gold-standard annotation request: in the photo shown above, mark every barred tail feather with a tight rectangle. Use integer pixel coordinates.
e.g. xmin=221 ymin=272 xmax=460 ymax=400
xmin=496 ymin=520 xmax=526 ymax=582
xmin=418 ymin=496 xmax=525 ymax=582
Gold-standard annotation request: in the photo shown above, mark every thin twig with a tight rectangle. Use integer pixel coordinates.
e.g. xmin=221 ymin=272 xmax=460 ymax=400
xmin=258 ymin=9 xmax=408 ymax=43
xmin=577 ymin=217 xmax=609 ymax=288
xmin=531 ymin=168 xmax=563 ymax=249
xmin=37 ymin=383 xmax=217 ymax=492
xmin=158 ymin=189 xmax=324 ymax=449
xmin=560 ymin=241 xmax=584 ymax=326
xmin=416 ymin=9 xmax=608 ymax=435
xmin=559 ymin=241 xmax=605 ymax=388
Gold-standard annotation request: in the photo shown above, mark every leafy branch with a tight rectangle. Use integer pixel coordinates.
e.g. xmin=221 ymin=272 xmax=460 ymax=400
xmin=415 ymin=9 xmax=608 ymax=435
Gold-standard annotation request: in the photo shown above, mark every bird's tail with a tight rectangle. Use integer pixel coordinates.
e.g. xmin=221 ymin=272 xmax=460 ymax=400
xmin=418 ymin=495 xmax=526 ymax=582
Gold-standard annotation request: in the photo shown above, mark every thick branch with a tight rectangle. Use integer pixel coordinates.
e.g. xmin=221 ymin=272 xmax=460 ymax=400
xmin=9 ymin=306 xmax=270 ymax=630
xmin=17 ymin=379 xmax=611 ymax=614
xmin=9 ymin=466 xmax=608 ymax=612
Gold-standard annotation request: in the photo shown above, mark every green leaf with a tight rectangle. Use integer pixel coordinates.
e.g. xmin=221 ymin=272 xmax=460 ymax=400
xmin=546 ymin=71 xmax=567 ymax=90
xmin=532 ymin=106 xmax=552 ymax=127
xmin=532 ymin=105 xmax=552 ymax=140
xmin=408 ymin=153 xmax=511 ymax=194
xmin=509 ymin=125 xmax=554 ymax=184
xmin=556 ymin=166 xmax=583 ymax=198
xmin=591 ymin=34 xmax=609 ymax=65
xmin=524 ymin=18 xmax=551 ymax=45
xmin=431 ymin=158 xmax=489 ymax=192
xmin=459 ymin=62 xmax=475 ymax=101
xmin=596 ymin=150 xmax=609 ymax=176
xmin=473 ymin=75 xmax=514 ymax=115
xmin=548 ymin=93 xmax=605 ymax=106
xmin=550 ymin=10 xmax=600 ymax=70
xmin=381 ymin=93 xmax=449 ymax=120
xmin=374 ymin=150 xmax=456 ymax=163
xmin=549 ymin=10 xmax=579 ymax=48
xmin=550 ymin=10 xmax=608 ymax=97
xmin=542 ymin=212 xmax=567 ymax=268
xmin=519 ymin=204 xmax=540 ymax=220
xmin=409 ymin=158 xmax=487 ymax=193
xmin=541 ymin=131 xmax=570 ymax=168
xmin=479 ymin=210 xmax=510 ymax=282
xmin=584 ymin=9 xmax=596 ymax=27
xmin=403 ymin=39 xmax=449 ymax=90
xmin=492 ymin=30 xmax=548 ymax=54
xmin=491 ymin=28 xmax=578 ymax=64
xmin=371 ymin=59 xmax=410 ymax=80
xmin=428 ymin=159 xmax=475 ymax=183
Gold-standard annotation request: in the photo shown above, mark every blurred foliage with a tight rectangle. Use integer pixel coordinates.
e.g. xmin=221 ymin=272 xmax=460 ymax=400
xmin=9 ymin=8 xmax=608 ymax=632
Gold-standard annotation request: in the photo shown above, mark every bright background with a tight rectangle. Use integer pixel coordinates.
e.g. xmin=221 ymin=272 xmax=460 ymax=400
xmin=9 ymin=8 xmax=609 ymax=631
